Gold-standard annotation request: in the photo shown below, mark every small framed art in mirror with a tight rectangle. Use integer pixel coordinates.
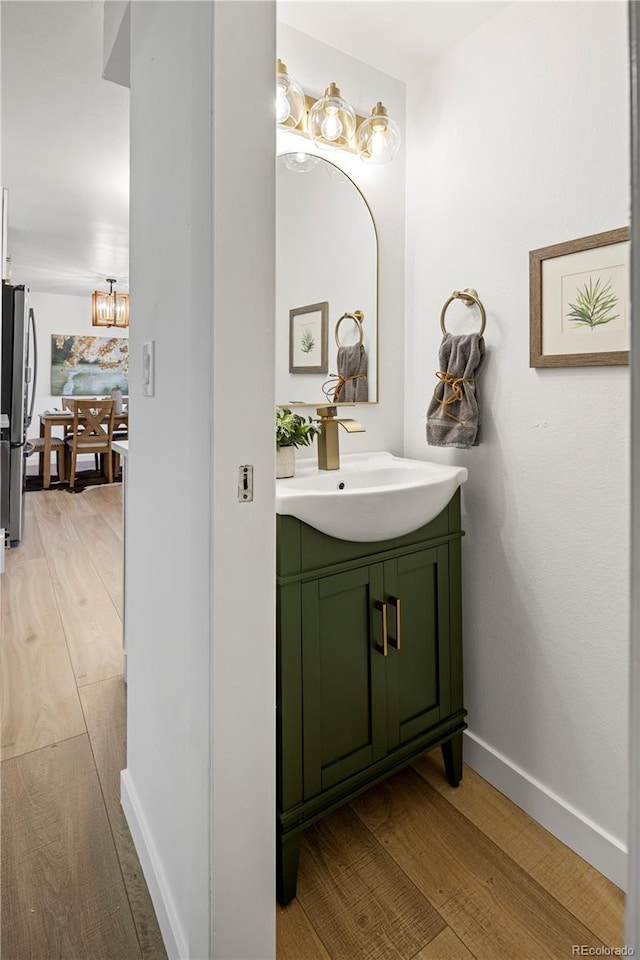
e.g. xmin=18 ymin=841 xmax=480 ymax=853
xmin=289 ymin=301 xmax=328 ymax=374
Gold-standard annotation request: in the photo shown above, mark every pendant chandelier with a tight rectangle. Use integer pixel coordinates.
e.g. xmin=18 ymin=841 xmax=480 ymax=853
xmin=92 ymin=278 xmax=129 ymax=328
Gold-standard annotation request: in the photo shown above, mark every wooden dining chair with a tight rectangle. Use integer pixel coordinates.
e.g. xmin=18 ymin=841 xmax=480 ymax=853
xmin=65 ymin=398 xmax=115 ymax=490
xmin=111 ymin=401 xmax=128 ymax=478
xmin=64 ymin=397 xmax=124 ymax=471
xmin=25 ymin=437 xmax=66 ymax=482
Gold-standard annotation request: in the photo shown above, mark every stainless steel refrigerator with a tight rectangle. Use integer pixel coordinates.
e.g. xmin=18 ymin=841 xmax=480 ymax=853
xmin=1 ymin=282 xmax=37 ymax=546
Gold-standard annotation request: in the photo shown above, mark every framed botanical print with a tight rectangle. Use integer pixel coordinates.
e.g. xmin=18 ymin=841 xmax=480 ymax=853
xmin=529 ymin=227 xmax=630 ymax=367
xmin=289 ymin=302 xmax=328 ymax=374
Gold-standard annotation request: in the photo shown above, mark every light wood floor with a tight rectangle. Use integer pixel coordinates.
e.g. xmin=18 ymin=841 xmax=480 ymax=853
xmin=1 ymin=486 xmax=167 ymax=960
xmin=278 ymin=752 xmax=626 ymax=956
xmin=1 ymin=489 xmax=625 ymax=960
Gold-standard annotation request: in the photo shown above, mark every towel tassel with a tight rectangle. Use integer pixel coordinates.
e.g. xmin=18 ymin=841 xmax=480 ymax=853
xmin=433 ymin=371 xmax=477 ymax=423
xmin=322 ymin=371 xmax=367 ymax=402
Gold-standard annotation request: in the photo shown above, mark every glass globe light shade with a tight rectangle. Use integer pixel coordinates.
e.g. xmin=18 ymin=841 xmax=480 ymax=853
xmin=281 ymin=152 xmax=321 ymax=174
xmin=307 ymin=83 xmax=356 ymax=149
xmin=275 ymin=59 xmax=305 ymax=128
xmin=355 ymin=102 xmax=401 ymax=164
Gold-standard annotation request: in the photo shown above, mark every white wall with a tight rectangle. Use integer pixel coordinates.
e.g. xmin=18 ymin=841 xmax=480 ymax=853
xmin=277 ymin=23 xmax=405 ymax=459
xmin=28 ymin=290 xmax=128 ymax=421
xmin=124 ymin=4 xmax=213 ymax=957
xmin=26 ymin=291 xmax=128 ymax=470
xmin=124 ymin=3 xmax=276 ymax=958
xmin=210 ymin=2 xmax=276 ymax=958
xmin=627 ymin=3 xmax=640 ymax=945
xmin=405 ymin=1 xmax=630 ymax=886
xmin=103 ymin=0 xmax=129 ymax=88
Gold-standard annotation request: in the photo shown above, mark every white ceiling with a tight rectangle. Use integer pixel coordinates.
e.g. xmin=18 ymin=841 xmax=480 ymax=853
xmin=1 ymin=1 xmax=507 ymax=300
xmin=278 ymin=1 xmax=509 ymax=82
xmin=2 ymin=0 xmax=129 ymax=298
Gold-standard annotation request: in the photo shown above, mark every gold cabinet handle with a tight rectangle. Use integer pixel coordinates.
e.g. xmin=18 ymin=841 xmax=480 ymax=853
xmin=374 ymin=600 xmax=388 ymax=656
xmin=389 ymin=596 xmax=401 ymax=650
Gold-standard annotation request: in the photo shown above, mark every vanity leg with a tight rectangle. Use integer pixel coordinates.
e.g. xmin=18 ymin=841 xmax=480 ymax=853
xmin=277 ymin=831 xmax=301 ymax=906
xmin=442 ymin=733 xmax=463 ymax=787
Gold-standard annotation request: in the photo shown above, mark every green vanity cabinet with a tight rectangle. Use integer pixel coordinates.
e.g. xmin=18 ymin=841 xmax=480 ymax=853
xmin=276 ymin=490 xmax=467 ymax=905
xmin=301 ymin=564 xmax=387 ymax=798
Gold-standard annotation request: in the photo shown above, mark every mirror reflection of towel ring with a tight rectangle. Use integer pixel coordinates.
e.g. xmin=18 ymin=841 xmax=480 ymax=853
xmin=440 ymin=289 xmax=486 ymax=337
xmin=335 ymin=310 xmax=364 ymax=348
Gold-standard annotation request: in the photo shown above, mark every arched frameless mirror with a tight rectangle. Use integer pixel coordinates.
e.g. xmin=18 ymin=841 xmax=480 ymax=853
xmin=276 ymin=153 xmax=378 ymax=404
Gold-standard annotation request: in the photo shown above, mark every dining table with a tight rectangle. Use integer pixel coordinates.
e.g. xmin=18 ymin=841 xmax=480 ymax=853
xmin=38 ymin=407 xmax=129 ymax=489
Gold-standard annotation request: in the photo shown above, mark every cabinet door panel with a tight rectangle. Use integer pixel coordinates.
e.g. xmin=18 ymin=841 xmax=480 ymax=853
xmin=385 ymin=546 xmax=450 ymax=750
xmin=277 ymin=582 xmax=303 ymax=815
xmin=301 ymin=565 xmax=386 ymax=799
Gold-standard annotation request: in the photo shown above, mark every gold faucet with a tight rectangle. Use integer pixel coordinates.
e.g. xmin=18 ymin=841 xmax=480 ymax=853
xmin=315 ymin=405 xmax=365 ymax=471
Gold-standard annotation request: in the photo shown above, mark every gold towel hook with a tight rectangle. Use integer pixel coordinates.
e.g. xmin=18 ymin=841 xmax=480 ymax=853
xmin=440 ymin=289 xmax=486 ymax=337
xmin=335 ymin=310 xmax=364 ymax=348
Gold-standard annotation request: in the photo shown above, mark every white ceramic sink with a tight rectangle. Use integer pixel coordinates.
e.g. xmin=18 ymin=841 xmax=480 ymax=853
xmin=276 ymin=451 xmax=468 ymax=542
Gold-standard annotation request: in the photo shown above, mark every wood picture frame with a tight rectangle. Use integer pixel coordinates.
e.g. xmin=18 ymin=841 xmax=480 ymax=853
xmin=529 ymin=227 xmax=630 ymax=367
xmin=289 ymin=301 xmax=328 ymax=374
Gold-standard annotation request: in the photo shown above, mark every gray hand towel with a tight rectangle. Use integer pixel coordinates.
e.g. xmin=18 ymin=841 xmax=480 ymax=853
xmin=335 ymin=344 xmax=368 ymax=402
xmin=426 ymin=333 xmax=485 ymax=448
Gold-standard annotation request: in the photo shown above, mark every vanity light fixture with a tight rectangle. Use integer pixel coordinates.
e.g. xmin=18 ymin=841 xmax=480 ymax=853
xmin=307 ymin=83 xmax=357 ymax=150
xmin=276 ymin=61 xmax=401 ymax=164
xmin=91 ymin=278 xmax=129 ymax=328
xmin=281 ymin=152 xmax=321 ymax=174
xmin=275 ymin=59 xmax=305 ymax=128
xmin=355 ymin=102 xmax=401 ymax=164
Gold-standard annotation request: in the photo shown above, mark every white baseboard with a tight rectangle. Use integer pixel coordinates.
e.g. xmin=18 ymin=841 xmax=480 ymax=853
xmin=120 ymin=769 xmax=188 ymax=959
xmin=464 ymin=730 xmax=628 ymax=890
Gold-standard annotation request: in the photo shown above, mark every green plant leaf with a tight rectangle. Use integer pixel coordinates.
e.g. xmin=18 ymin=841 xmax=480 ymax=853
xmin=566 ymin=275 xmax=619 ymax=330
xmin=300 ymin=329 xmax=315 ymax=354
xmin=276 ymin=407 xmax=322 ymax=449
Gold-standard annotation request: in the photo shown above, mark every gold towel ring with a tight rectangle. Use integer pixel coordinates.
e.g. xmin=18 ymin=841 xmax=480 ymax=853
xmin=440 ymin=289 xmax=486 ymax=337
xmin=335 ymin=310 xmax=364 ymax=348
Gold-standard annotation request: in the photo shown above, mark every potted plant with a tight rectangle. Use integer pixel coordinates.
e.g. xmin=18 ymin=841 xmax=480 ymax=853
xmin=276 ymin=407 xmax=321 ymax=478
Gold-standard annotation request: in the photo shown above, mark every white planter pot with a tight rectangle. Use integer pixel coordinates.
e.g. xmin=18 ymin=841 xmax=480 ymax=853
xmin=276 ymin=446 xmax=295 ymax=479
